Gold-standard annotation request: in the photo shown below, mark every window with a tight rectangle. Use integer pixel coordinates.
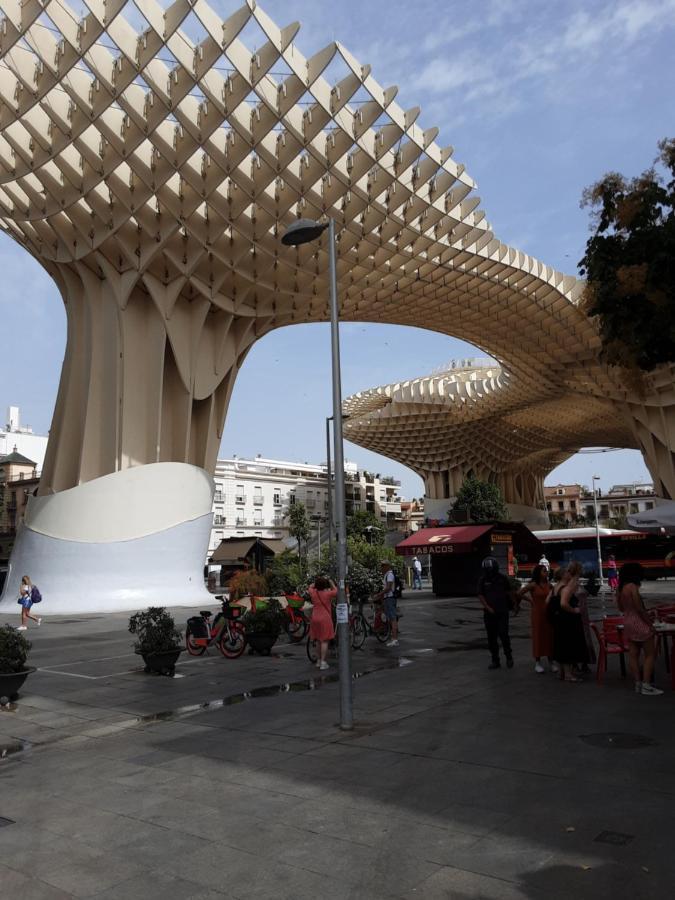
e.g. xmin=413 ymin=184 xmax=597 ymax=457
xmin=556 ymin=488 xmax=565 ymax=496
xmin=289 ymin=492 xmax=296 ymax=505
xmin=645 ymin=501 xmax=654 ymax=510
xmin=214 ymin=514 xmax=225 ymax=526
xmin=570 ymin=500 xmax=576 ymax=510
xmin=214 ymin=484 xmax=223 ymax=502
xmin=235 ymin=484 xmax=245 ymax=503
xmin=253 ymin=486 xmax=263 ymax=505
xmin=557 ymin=501 xmax=564 ymax=511
xmin=236 ymin=508 xmax=245 ymax=526
xmin=546 ymin=502 xmax=552 ymax=511
xmin=273 ymin=488 xmax=281 ymax=506
xmin=253 ymin=513 xmax=262 ymax=526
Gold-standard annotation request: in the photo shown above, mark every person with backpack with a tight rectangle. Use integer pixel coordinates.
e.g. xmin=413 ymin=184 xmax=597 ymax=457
xmin=478 ymin=557 xmax=515 ymax=669
xmin=17 ymin=575 xmax=42 ymax=630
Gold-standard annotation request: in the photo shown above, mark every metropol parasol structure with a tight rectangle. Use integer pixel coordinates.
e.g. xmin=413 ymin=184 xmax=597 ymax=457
xmin=0 ymin=0 xmax=673 ymax=611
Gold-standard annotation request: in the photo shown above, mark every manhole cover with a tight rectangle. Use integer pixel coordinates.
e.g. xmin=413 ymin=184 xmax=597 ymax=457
xmin=594 ymin=830 xmax=634 ymax=846
xmin=0 ymin=817 xmax=15 ymax=828
xmin=580 ymin=733 xmax=656 ymax=749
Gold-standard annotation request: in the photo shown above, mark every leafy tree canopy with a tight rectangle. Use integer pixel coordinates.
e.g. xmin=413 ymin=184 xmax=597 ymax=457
xmin=578 ymin=138 xmax=675 ymax=371
xmin=346 ymin=509 xmax=384 ymax=543
xmin=287 ymin=502 xmax=311 ymax=559
xmin=450 ymin=476 xmax=508 ymax=523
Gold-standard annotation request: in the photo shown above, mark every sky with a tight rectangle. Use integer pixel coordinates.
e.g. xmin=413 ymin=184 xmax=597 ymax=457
xmin=1 ymin=0 xmax=674 ymax=498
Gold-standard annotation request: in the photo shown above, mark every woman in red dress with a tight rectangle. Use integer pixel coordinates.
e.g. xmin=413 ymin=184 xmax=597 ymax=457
xmin=518 ymin=564 xmax=557 ymax=674
xmin=307 ymin=575 xmax=337 ymax=670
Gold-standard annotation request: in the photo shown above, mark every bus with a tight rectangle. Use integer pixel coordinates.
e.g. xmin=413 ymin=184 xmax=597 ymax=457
xmin=518 ymin=527 xmax=675 ymax=580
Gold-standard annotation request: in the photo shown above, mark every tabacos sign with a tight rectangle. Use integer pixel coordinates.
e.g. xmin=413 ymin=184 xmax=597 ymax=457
xmin=417 ymin=535 xmax=455 ymax=554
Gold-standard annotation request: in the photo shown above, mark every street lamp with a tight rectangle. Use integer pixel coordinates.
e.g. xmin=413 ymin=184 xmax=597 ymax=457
xmin=592 ymin=475 xmax=604 ymax=585
xmin=282 ymin=217 xmax=353 ymax=730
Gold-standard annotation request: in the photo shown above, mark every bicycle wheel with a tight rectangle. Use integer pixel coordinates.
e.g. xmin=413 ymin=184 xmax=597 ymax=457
xmin=374 ymin=616 xmax=391 ymax=643
xmin=351 ymin=614 xmax=367 ymax=649
xmin=218 ymin=623 xmax=246 ymax=659
xmin=185 ymin=627 xmax=206 ymax=657
xmin=286 ymin=615 xmax=308 ymax=643
xmin=306 ymin=636 xmax=319 ymax=664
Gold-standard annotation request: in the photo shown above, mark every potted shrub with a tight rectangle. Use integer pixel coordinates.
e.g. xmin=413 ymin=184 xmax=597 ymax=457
xmin=243 ymin=598 xmax=285 ymax=655
xmin=0 ymin=626 xmax=34 ymax=703
xmin=228 ymin=569 xmax=269 ymax=602
xmin=129 ymin=607 xmax=183 ymax=676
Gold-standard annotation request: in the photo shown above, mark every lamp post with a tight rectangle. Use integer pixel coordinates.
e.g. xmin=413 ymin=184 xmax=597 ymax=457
xmin=282 ymin=218 xmax=353 ymax=730
xmin=592 ymin=475 xmax=604 ymax=585
xmin=325 ymin=416 xmax=333 ymax=553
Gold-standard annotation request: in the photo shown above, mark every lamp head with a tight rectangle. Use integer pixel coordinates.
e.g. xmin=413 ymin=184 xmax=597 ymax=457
xmin=281 ymin=218 xmax=329 ymax=246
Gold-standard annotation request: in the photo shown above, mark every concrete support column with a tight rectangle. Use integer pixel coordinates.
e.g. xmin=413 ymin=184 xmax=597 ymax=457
xmin=40 ymin=265 xmax=257 ymax=494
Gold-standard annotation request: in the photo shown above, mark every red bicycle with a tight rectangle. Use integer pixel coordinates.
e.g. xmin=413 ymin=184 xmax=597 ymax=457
xmin=185 ymin=598 xmax=246 ymax=659
xmin=283 ymin=592 xmax=309 ymax=643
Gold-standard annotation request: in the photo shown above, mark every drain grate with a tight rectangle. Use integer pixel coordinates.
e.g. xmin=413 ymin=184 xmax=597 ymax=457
xmin=580 ymin=732 xmax=656 ymax=749
xmin=0 ymin=817 xmax=15 ymax=828
xmin=594 ymin=830 xmax=634 ymax=846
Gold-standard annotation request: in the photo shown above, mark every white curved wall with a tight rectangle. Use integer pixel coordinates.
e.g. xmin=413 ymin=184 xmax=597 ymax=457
xmin=26 ymin=462 xmax=213 ymax=542
xmin=0 ymin=463 xmax=214 ymax=614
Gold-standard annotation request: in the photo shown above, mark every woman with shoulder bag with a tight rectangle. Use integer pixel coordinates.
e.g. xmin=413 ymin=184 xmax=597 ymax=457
xmin=307 ymin=575 xmax=337 ymax=671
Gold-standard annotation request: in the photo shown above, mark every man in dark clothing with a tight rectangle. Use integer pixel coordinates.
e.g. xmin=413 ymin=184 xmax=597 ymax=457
xmin=478 ymin=557 xmax=515 ymax=670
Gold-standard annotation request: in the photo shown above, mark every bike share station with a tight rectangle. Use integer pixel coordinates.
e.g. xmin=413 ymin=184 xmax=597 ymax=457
xmin=396 ymin=523 xmax=542 ymax=596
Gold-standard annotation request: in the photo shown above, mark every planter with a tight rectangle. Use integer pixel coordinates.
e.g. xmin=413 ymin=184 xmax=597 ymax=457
xmin=245 ymin=632 xmax=279 ymax=656
xmin=136 ymin=648 xmax=183 ymax=677
xmin=0 ymin=667 xmax=36 ymax=703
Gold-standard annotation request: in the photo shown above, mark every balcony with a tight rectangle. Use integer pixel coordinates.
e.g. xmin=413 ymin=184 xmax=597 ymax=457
xmin=253 ymin=495 xmax=264 ymax=506
xmin=214 ymin=493 xmax=223 ymax=503
xmin=272 ymin=516 xmax=283 ymax=526
xmin=235 ymin=494 xmax=246 ymax=504
xmin=236 ymin=517 xmax=246 ymax=526
xmin=213 ymin=515 xmax=225 ymax=526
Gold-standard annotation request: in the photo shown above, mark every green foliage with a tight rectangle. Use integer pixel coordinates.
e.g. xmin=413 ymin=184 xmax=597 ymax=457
xmin=265 ymin=550 xmax=304 ymax=595
xmin=128 ymin=607 xmax=182 ymax=655
xmin=346 ymin=509 xmax=383 ymax=542
xmin=579 ymin=138 xmax=675 ymax=371
xmin=307 ymin=537 xmax=402 ymax=604
xmin=243 ymin=598 xmax=284 ymax=635
xmin=228 ymin=569 xmax=269 ymax=601
xmin=450 ymin=476 xmax=508 ymax=523
xmin=344 ymin=560 xmax=379 ymax=605
xmin=0 ymin=625 xmax=31 ymax=673
xmin=287 ymin=503 xmax=311 ymax=560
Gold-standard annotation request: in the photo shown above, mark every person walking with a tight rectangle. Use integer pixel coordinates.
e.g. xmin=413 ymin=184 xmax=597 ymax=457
xmin=412 ymin=556 xmax=423 ymax=590
xmin=376 ymin=560 xmax=399 ymax=647
xmin=518 ymin=564 xmax=557 ymax=673
xmin=550 ymin=562 xmax=588 ymax=682
xmin=478 ymin=557 xmax=515 ymax=670
xmin=617 ymin=563 xmax=662 ymax=696
xmin=17 ymin=575 xmax=41 ymax=630
xmin=307 ymin=575 xmax=336 ymax=670
xmin=607 ymin=555 xmax=619 ymax=593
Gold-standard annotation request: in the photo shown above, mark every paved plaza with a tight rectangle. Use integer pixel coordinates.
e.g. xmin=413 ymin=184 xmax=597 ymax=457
xmin=1 ymin=586 xmax=675 ymax=899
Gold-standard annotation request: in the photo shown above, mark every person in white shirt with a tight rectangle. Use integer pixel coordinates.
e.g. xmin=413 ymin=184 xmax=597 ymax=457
xmin=412 ymin=556 xmax=423 ymax=590
xmin=376 ymin=560 xmax=399 ymax=647
xmin=539 ymin=554 xmax=550 ymax=572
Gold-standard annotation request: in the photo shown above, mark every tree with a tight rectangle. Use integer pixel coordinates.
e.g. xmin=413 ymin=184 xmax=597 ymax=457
xmin=578 ymin=138 xmax=675 ymax=371
xmin=346 ymin=509 xmax=384 ymax=543
xmin=449 ymin=476 xmax=508 ymax=523
xmin=265 ymin=550 xmax=304 ymax=595
xmin=287 ymin=502 xmax=310 ymax=563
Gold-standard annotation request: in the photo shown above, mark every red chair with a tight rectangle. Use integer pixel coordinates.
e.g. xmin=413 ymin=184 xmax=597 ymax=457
xmin=591 ymin=617 xmax=628 ymax=682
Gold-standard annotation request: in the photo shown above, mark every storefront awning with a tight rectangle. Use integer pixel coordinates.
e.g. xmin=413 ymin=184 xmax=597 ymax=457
xmin=396 ymin=525 xmax=493 ymax=555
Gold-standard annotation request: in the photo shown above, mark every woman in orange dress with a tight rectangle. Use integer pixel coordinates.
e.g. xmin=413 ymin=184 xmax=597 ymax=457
xmin=518 ymin=564 xmax=557 ymax=674
xmin=307 ymin=575 xmax=337 ymax=671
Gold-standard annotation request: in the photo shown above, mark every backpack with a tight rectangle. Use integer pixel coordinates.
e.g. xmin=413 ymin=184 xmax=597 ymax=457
xmin=30 ymin=585 xmax=42 ymax=604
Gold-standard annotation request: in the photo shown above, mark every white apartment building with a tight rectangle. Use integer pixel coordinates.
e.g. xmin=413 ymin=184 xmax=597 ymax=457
xmin=207 ymin=455 xmax=403 ymax=558
xmin=1 ymin=406 xmax=48 ymax=470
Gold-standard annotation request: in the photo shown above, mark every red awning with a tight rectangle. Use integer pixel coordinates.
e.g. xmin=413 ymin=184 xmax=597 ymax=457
xmin=396 ymin=525 xmax=493 ymax=556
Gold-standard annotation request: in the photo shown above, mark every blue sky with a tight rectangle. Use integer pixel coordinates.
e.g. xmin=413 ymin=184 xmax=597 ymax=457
xmin=2 ymin=0 xmax=673 ymax=497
